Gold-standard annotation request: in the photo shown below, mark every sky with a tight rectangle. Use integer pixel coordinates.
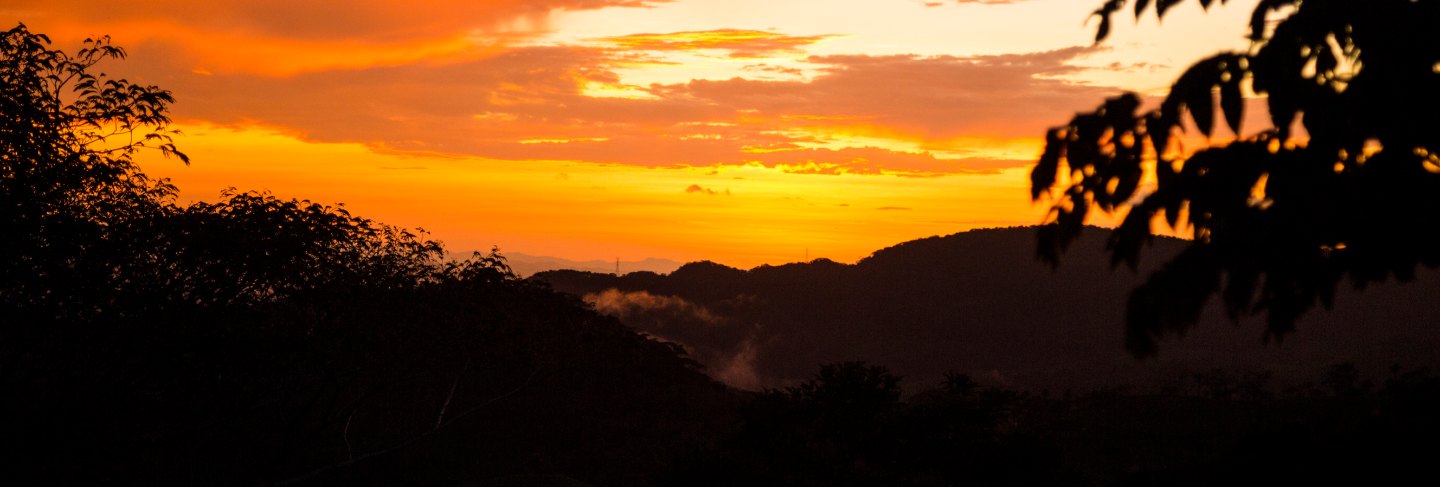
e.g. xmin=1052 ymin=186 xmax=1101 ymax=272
xmin=5 ymin=0 xmax=1259 ymax=267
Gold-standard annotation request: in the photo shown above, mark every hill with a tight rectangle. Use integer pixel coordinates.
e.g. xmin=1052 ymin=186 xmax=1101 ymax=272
xmin=500 ymin=252 xmax=683 ymax=277
xmin=533 ymin=227 xmax=1440 ymax=392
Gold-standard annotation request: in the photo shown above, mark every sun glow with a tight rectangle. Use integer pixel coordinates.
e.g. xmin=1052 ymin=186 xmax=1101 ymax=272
xmin=138 ymin=123 xmax=1045 ymax=267
xmin=11 ymin=0 xmax=1265 ymax=266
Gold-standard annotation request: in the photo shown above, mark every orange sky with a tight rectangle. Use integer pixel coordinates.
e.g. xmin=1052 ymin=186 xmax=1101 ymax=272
xmin=4 ymin=0 xmax=1258 ymax=267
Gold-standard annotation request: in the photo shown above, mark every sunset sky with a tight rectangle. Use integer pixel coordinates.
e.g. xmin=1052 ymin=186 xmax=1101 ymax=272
xmin=7 ymin=0 xmax=1258 ymax=267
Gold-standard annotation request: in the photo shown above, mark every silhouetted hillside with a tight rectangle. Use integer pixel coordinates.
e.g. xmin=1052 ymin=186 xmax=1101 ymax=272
xmin=534 ymin=227 xmax=1440 ymax=392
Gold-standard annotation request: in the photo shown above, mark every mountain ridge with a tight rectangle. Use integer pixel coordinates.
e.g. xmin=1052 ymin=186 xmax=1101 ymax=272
xmin=533 ymin=226 xmax=1440 ymax=392
xmin=497 ymin=252 xmax=684 ymax=277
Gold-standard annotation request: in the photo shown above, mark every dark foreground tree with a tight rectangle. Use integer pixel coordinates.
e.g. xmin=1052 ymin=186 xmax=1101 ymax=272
xmin=2 ymin=24 xmax=734 ymax=485
xmin=1031 ymin=0 xmax=1440 ymax=355
xmin=1 ymin=23 xmax=187 ymax=320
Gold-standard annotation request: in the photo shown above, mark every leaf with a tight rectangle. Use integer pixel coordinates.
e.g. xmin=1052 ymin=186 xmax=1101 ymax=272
xmin=1220 ymin=76 xmax=1245 ymax=136
xmin=1157 ymin=0 xmax=1183 ymax=19
xmin=1031 ymin=129 xmax=1065 ymax=200
xmin=1168 ymin=54 xmax=1234 ymax=138
xmin=1059 ymin=191 xmax=1090 ymax=230
xmin=1186 ymin=84 xmax=1216 ymax=138
xmin=1268 ymin=92 xmax=1298 ymax=139
xmin=1249 ymin=0 xmax=1297 ymax=41
xmin=1165 ymin=199 xmax=1183 ymax=229
xmin=1146 ymin=111 xmax=1173 ymax=157
xmin=1109 ymin=205 xmax=1154 ymax=270
xmin=1091 ymin=0 xmax=1126 ymax=42
xmin=1104 ymin=92 xmax=1142 ymax=122
xmin=1134 ymin=0 xmax=1153 ymax=18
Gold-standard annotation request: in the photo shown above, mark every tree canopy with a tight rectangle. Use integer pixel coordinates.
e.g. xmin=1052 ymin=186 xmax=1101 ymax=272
xmin=2 ymin=24 xmax=184 ymax=319
xmin=1031 ymin=0 xmax=1440 ymax=355
xmin=0 ymin=23 xmax=511 ymax=321
xmin=1 ymin=24 xmax=730 ymax=485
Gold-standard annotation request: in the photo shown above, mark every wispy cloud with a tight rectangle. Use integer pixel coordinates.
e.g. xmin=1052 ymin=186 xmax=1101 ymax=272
xmin=8 ymin=0 xmax=669 ymax=75
xmin=596 ymin=29 xmax=838 ymax=58
xmin=147 ymin=41 xmax=1105 ymax=175
xmin=585 ymin=289 xmax=761 ymax=389
xmin=685 ymin=184 xmax=730 ymax=195
xmin=14 ymin=0 xmax=1115 ymax=176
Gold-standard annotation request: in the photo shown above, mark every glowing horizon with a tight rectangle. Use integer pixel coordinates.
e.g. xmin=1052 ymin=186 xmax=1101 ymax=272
xmin=5 ymin=0 xmax=1256 ymax=268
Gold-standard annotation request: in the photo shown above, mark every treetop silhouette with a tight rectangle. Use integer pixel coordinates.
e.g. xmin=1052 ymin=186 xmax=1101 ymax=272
xmin=1031 ymin=0 xmax=1440 ymax=355
xmin=2 ymin=23 xmax=733 ymax=485
xmin=0 ymin=23 xmax=521 ymax=320
xmin=2 ymin=23 xmax=187 ymax=320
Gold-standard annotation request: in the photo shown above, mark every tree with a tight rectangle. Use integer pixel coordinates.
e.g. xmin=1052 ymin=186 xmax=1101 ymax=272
xmin=2 ymin=24 xmax=734 ymax=486
xmin=1031 ymin=0 xmax=1440 ymax=356
xmin=1 ymin=23 xmax=187 ymax=320
xmin=0 ymin=23 xmax=475 ymax=318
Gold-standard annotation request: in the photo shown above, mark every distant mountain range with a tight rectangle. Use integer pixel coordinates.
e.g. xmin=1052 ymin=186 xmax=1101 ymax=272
xmin=498 ymin=252 xmax=684 ymax=277
xmin=533 ymin=227 xmax=1440 ymax=392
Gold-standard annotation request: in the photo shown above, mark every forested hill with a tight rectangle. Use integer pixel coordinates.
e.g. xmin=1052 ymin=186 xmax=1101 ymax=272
xmin=534 ymin=227 xmax=1440 ymax=392
xmin=0 ymin=25 xmax=736 ymax=485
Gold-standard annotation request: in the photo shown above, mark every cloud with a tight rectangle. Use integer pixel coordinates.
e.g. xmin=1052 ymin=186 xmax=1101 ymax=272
xmin=742 ymin=63 xmax=805 ymax=77
xmin=665 ymin=46 xmax=1105 ymax=140
xmin=14 ymin=1 xmax=1123 ymax=177
xmin=1105 ymin=61 xmax=1172 ymax=73
xmin=12 ymin=0 xmax=667 ymax=40
xmin=685 ymin=184 xmax=729 ymax=195
xmin=711 ymin=338 xmax=761 ymax=391
xmin=597 ymin=29 xmax=838 ymax=58
xmin=43 ymin=0 xmax=1111 ymax=177
xmin=145 ymin=39 xmax=1109 ymax=175
xmin=585 ymin=289 xmax=761 ymax=389
xmin=9 ymin=0 xmax=667 ymax=74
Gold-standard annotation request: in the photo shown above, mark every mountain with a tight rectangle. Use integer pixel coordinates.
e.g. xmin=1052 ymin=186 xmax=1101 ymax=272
xmin=532 ymin=226 xmax=1440 ymax=392
xmin=500 ymin=252 xmax=684 ymax=277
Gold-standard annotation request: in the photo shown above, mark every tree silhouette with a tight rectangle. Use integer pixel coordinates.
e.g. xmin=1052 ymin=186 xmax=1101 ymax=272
xmin=2 ymin=23 xmax=187 ymax=321
xmin=1 ymin=24 xmax=732 ymax=485
xmin=1031 ymin=0 xmax=1440 ymax=355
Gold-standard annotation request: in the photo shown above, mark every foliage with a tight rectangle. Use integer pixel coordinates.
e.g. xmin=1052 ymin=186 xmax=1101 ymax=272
xmin=1 ymin=23 xmax=186 ymax=320
xmin=1031 ymin=0 xmax=1440 ymax=355
xmin=1 ymin=23 xmax=731 ymax=486
xmin=665 ymin=361 xmax=1440 ymax=486
xmin=0 ymin=23 xmax=512 ymax=319
xmin=661 ymin=362 xmax=1070 ymax=486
